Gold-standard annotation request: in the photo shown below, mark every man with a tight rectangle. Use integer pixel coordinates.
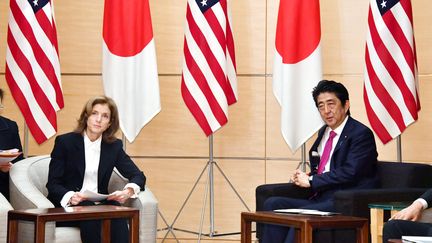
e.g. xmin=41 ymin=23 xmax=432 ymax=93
xmin=0 ymin=88 xmax=24 ymax=200
xmin=260 ymin=80 xmax=378 ymax=243
xmin=383 ymin=189 xmax=432 ymax=242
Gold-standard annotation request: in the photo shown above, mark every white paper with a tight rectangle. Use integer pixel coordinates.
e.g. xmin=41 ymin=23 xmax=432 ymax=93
xmin=274 ymin=208 xmax=339 ymax=216
xmin=402 ymin=236 xmax=432 ymax=243
xmin=81 ymin=190 xmax=110 ymax=202
xmin=0 ymin=149 xmax=21 ymax=165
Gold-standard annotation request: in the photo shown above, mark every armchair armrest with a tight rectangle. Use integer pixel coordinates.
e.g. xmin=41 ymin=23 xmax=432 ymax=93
xmin=334 ymin=188 xmax=428 ymax=219
xmin=0 ymin=193 xmax=13 ymax=242
xmin=9 ymin=155 xmax=55 ymax=210
xmin=8 ymin=155 xmax=57 ymax=242
xmin=111 ymin=170 xmax=158 ymax=243
xmin=126 ymin=186 xmax=158 ymax=243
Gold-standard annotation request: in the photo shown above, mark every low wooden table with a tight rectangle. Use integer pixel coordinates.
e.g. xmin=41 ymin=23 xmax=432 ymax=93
xmin=7 ymin=205 xmax=139 ymax=243
xmin=241 ymin=211 xmax=369 ymax=243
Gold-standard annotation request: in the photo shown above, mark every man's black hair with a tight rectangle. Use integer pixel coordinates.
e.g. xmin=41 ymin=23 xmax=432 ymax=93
xmin=312 ymin=80 xmax=350 ymax=115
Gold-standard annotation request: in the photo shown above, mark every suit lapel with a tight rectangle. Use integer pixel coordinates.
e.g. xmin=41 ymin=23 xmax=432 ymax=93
xmin=72 ymin=133 xmax=86 ymax=180
xmin=333 ymin=116 xmax=353 ymax=154
xmin=98 ymin=141 xmax=111 ymax=185
xmin=311 ymin=125 xmax=326 ymax=152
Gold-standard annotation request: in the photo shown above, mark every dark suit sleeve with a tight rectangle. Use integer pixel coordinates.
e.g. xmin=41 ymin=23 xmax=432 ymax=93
xmin=311 ymin=127 xmax=377 ymax=192
xmin=10 ymin=121 xmax=24 ymax=162
xmin=46 ymin=136 xmax=71 ymax=205
xmin=420 ymin=189 xmax=432 ymax=207
xmin=114 ymin=140 xmax=146 ymax=190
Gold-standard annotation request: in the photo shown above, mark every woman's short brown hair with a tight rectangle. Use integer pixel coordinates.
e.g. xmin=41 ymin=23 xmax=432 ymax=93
xmin=74 ymin=96 xmax=120 ymax=143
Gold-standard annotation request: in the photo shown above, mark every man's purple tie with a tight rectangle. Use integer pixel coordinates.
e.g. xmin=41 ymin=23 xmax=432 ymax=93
xmin=317 ymin=131 xmax=337 ymax=174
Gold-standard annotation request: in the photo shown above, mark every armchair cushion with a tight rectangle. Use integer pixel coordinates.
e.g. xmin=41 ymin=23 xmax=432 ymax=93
xmin=0 ymin=193 xmax=13 ymax=242
xmin=10 ymin=155 xmax=158 ymax=243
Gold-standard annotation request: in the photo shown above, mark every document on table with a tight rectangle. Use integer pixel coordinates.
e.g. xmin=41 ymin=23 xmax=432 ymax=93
xmin=402 ymin=236 xmax=432 ymax=243
xmin=0 ymin=149 xmax=21 ymax=165
xmin=82 ymin=190 xmax=110 ymax=202
xmin=274 ymin=208 xmax=340 ymax=216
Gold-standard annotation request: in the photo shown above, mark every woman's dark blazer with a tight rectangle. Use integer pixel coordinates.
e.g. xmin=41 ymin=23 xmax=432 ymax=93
xmin=46 ymin=132 xmax=145 ymax=207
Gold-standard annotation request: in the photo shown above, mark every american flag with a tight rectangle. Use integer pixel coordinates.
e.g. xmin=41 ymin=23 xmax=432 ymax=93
xmin=364 ymin=0 xmax=420 ymax=144
xmin=5 ymin=0 xmax=63 ymax=144
xmin=181 ymin=0 xmax=237 ymax=136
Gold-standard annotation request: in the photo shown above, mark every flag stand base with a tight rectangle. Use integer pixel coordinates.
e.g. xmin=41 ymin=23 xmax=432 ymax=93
xmin=157 ymin=210 xmax=180 ymax=243
xmin=162 ymin=135 xmax=251 ymax=242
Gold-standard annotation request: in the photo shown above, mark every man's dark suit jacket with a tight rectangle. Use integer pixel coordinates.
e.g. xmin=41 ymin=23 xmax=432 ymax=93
xmin=308 ymin=116 xmax=378 ymax=201
xmin=46 ymin=132 xmax=146 ymax=207
xmin=0 ymin=116 xmax=23 ymax=200
xmin=421 ymin=189 xmax=432 ymax=207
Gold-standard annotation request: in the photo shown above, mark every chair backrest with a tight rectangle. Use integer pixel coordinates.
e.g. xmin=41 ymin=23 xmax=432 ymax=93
xmin=25 ymin=156 xmax=128 ymax=196
xmin=378 ymin=161 xmax=432 ymax=188
xmin=28 ymin=156 xmax=51 ymax=196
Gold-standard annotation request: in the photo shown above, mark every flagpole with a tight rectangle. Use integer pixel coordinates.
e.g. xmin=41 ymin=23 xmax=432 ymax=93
xmin=295 ymin=143 xmax=309 ymax=173
xmin=397 ymin=135 xmax=402 ymax=162
xmin=23 ymin=123 xmax=29 ymax=158
xmin=208 ymin=134 xmax=215 ymax=235
xmin=301 ymin=143 xmax=307 ymax=172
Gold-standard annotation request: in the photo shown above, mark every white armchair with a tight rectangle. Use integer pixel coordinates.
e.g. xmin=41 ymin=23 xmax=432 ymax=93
xmin=9 ymin=155 xmax=158 ymax=243
xmin=0 ymin=193 xmax=13 ymax=243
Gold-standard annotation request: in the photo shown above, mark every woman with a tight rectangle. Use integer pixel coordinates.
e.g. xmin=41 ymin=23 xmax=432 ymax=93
xmin=0 ymin=88 xmax=23 ymax=201
xmin=46 ymin=96 xmax=145 ymax=243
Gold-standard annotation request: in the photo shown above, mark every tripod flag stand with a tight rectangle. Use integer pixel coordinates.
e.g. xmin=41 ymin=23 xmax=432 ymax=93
xmin=162 ymin=134 xmax=251 ymax=242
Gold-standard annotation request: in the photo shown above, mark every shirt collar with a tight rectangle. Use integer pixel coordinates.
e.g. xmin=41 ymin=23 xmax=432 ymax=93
xmin=326 ymin=115 xmax=349 ymax=136
xmin=84 ymin=131 xmax=102 ymax=150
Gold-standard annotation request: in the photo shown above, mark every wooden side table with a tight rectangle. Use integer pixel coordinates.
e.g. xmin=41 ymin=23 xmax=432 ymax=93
xmin=7 ymin=205 xmax=139 ymax=243
xmin=241 ymin=211 xmax=369 ymax=243
xmin=369 ymin=202 xmax=410 ymax=243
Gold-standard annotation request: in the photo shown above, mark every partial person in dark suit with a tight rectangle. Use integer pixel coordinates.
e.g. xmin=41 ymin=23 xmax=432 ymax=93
xmin=0 ymin=88 xmax=24 ymax=200
xmin=383 ymin=189 xmax=432 ymax=242
xmin=46 ymin=96 xmax=146 ymax=243
xmin=261 ymin=80 xmax=378 ymax=243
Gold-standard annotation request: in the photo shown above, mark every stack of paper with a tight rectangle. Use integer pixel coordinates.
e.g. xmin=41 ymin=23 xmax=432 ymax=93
xmin=402 ymin=236 xmax=432 ymax=243
xmin=274 ymin=208 xmax=339 ymax=216
xmin=0 ymin=148 xmax=21 ymax=165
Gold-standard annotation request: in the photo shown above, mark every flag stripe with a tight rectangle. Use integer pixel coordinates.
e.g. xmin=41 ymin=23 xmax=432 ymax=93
xmin=181 ymin=0 xmax=236 ymax=136
xmin=183 ymin=42 xmax=227 ymax=126
xmin=6 ymin=0 xmax=62 ymax=144
xmin=186 ymin=6 xmax=228 ymax=104
xmin=184 ymin=19 xmax=228 ymax=119
xmin=5 ymin=66 xmax=49 ymax=144
xmin=204 ymin=5 xmax=226 ymax=51
xmin=181 ymin=75 xmax=214 ymax=135
xmin=7 ymin=28 xmax=57 ymax=124
xmin=10 ymin=0 xmax=63 ymax=110
xmin=6 ymin=52 xmax=56 ymax=140
xmin=364 ymin=0 xmax=419 ymax=144
xmin=363 ymin=86 xmax=392 ymax=143
xmin=365 ymin=46 xmax=405 ymax=131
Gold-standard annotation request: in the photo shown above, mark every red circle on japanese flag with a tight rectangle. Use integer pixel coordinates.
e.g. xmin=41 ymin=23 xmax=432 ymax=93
xmin=103 ymin=0 xmax=153 ymax=57
xmin=275 ymin=0 xmax=321 ymax=64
